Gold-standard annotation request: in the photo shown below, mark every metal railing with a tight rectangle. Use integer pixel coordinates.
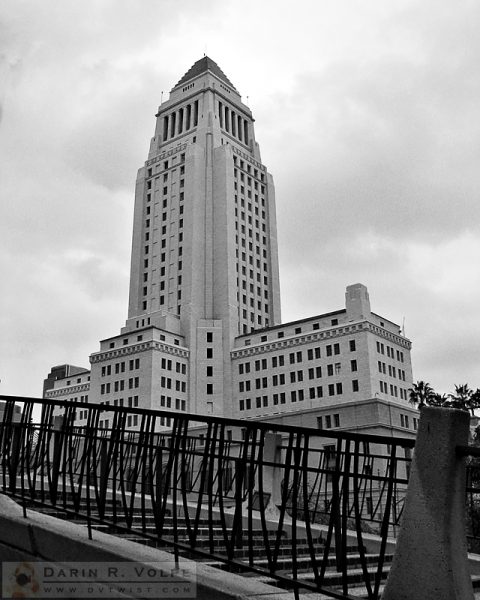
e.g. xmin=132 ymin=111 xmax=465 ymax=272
xmin=457 ymin=443 xmax=480 ymax=553
xmin=0 ymin=395 xmax=414 ymax=600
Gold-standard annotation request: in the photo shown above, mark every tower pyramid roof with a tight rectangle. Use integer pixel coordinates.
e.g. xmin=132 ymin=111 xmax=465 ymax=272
xmin=173 ymin=56 xmax=238 ymax=92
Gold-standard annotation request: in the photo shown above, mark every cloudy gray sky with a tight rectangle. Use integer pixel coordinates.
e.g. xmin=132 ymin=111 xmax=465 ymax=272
xmin=1 ymin=0 xmax=479 ymax=398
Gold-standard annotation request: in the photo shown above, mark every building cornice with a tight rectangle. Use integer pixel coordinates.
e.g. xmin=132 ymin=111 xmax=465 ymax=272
xmin=366 ymin=322 xmax=412 ymax=349
xmin=232 ymin=146 xmax=266 ymax=173
xmin=156 ymin=86 xmax=252 ymax=120
xmin=232 ymin=322 xmax=364 ymax=358
xmin=231 ymin=320 xmax=411 ymax=359
xmin=45 ymin=382 xmax=90 ymax=398
xmin=145 ymin=143 xmax=188 ymax=169
xmin=90 ymin=340 xmax=189 ymax=364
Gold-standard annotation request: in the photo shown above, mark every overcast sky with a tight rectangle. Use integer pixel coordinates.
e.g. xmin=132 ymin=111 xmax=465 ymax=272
xmin=1 ymin=0 xmax=479 ymax=398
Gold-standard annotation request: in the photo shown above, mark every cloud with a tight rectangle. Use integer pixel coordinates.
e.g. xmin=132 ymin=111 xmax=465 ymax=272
xmin=1 ymin=0 xmax=480 ymax=399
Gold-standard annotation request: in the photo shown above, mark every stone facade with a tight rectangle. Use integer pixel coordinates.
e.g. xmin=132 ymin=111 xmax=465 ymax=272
xmin=44 ymin=57 xmax=419 ymax=437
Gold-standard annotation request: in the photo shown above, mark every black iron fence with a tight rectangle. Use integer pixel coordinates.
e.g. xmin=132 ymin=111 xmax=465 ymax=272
xmin=0 ymin=395 xmax=414 ymax=600
xmin=457 ymin=444 xmax=480 ymax=553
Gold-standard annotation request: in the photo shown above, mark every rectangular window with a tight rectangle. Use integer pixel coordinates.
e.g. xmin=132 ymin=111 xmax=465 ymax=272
xmin=351 ymin=359 xmax=358 ymax=372
xmin=349 ymin=339 xmax=356 ymax=351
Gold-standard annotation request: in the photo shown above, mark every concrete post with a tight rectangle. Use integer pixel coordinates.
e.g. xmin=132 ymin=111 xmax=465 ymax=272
xmin=261 ymin=433 xmax=283 ymax=517
xmin=382 ymin=407 xmax=473 ymax=600
xmin=244 ymin=432 xmax=284 ymax=521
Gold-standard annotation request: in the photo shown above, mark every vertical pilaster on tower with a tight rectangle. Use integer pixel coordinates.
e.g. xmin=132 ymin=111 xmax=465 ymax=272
xmin=345 ymin=283 xmax=371 ymax=321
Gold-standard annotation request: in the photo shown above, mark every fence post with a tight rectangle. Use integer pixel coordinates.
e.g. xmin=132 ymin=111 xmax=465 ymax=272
xmin=50 ymin=415 xmax=65 ymax=503
xmin=382 ymin=406 xmax=473 ymax=600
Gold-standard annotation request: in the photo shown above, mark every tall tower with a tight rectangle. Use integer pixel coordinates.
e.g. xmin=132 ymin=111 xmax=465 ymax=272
xmin=50 ymin=57 xmax=417 ymax=440
xmin=104 ymin=57 xmax=281 ymax=417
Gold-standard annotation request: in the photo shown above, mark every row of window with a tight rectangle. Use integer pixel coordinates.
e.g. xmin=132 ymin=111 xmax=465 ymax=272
xmin=218 ymin=101 xmax=249 ymax=144
xmin=62 ymin=395 xmax=88 ymax=403
xmin=234 ymin=158 xmax=269 ymax=335
xmin=108 ymin=335 xmax=145 ymax=350
xmin=159 ymin=358 xmax=187 ymax=374
xmin=376 ymin=341 xmax=405 ymax=362
xmin=317 ymin=414 xmax=341 ymax=430
xmin=234 ymin=168 xmax=265 ymax=192
xmin=235 ymin=193 xmax=266 ymax=212
xmin=101 ymin=359 xmax=140 ymax=377
xmin=160 ymin=396 xmax=187 ymax=411
xmin=241 ymin=317 xmax=345 ymax=345
xmin=162 ymin=101 xmax=199 ymax=141
xmin=400 ymin=413 xmax=419 ymax=429
xmin=377 ymin=361 xmax=407 ymax=381
xmin=100 ymin=378 xmax=139 ymax=394
xmin=102 ymin=396 xmax=139 ymax=408
xmin=379 ymin=381 xmax=408 ymax=399
xmin=233 ymin=154 xmax=265 ymax=180
xmin=238 ymin=381 xmax=359 ymax=411
xmin=77 ymin=396 xmax=140 ymax=425
xmin=96 ymin=416 xmax=140 ymax=429
xmin=159 ymin=377 xmax=187 ymax=392
xmin=238 ymin=361 xmax=357 ymax=392
xmin=142 ymin=160 xmax=185 ymax=314
xmin=237 ymin=342 xmax=356 ymax=375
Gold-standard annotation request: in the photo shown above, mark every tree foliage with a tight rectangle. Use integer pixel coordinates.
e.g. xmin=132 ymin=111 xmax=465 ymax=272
xmin=409 ymin=380 xmax=480 ymax=415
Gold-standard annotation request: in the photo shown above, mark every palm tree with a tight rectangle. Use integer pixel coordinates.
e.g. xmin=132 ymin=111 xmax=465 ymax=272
xmin=449 ymin=384 xmax=474 ymax=414
xmin=429 ymin=393 xmax=449 ymax=407
xmin=408 ymin=381 xmax=435 ymax=408
xmin=470 ymin=389 xmax=480 ymax=415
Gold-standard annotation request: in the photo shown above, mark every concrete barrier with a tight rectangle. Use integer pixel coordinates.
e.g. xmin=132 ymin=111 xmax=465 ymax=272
xmin=382 ymin=406 xmax=473 ymax=600
xmin=0 ymin=494 xmax=293 ymax=600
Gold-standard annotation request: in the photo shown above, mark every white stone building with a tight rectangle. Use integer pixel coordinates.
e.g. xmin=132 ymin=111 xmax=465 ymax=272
xmin=45 ymin=57 xmax=418 ymax=438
